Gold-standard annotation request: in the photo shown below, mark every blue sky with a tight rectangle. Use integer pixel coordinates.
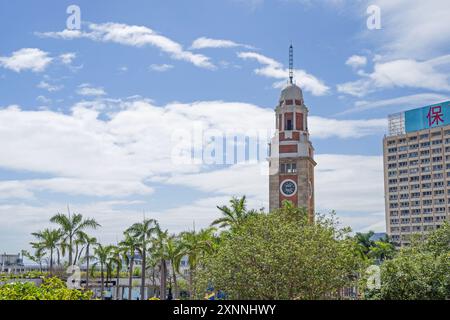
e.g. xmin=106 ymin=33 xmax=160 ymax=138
xmin=1 ymin=0 xmax=450 ymax=252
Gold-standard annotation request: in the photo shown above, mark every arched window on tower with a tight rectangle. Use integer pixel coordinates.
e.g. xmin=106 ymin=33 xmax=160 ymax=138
xmin=286 ymin=119 xmax=293 ymax=131
xmin=285 ymin=112 xmax=293 ymax=131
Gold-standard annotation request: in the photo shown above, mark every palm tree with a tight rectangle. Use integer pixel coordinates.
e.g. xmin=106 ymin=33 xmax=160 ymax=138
xmin=119 ymin=233 xmax=138 ymax=300
xmin=30 ymin=229 xmax=62 ymax=275
xmin=369 ymin=236 xmax=396 ymax=262
xmin=180 ymin=227 xmax=217 ymax=298
xmin=165 ymin=235 xmax=183 ymax=299
xmin=93 ymin=244 xmax=112 ymax=300
xmin=211 ymin=196 xmax=257 ymax=230
xmin=50 ymin=209 xmax=100 ymax=266
xmin=79 ymin=234 xmax=97 ymax=290
xmin=145 ymin=255 xmax=159 ymax=297
xmin=73 ymin=232 xmax=90 ymax=265
xmin=152 ymin=225 xmax=169 ymax=299
xmin=126 ymin=218 xmax=157 ymax=300
xmin=109 ymin=245 xmax=123 ymax=300
xmin=355 ymin=231 xmax=375 ymax=258
xmin=22 ymin=249 xmax=46 ymax=272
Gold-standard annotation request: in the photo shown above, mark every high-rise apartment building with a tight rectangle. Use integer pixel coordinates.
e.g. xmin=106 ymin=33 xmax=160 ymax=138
xmin=383 ymin=101 xmax=450 ymax=246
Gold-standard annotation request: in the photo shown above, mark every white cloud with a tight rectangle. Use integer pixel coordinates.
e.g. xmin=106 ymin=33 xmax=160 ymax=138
xmin=36 ymin=29 xmax=86 ymax=40
xmin=337 ymin=79 xmax=371 ymax=97
xmin=0 ymin=48 xmax=52 ymax=72
xmin=340 ymin=93 xmax=450 ymax=115
xmin=371 ymin=56 xmax=450 ymax=90
xmin=338 ymin=54 xmax=450 ymax=97
xmin=0 ymin=201 xmax=150 ymax=252
xmin=149 ymin=63 xmax=174 ymax=72
xmin=167 ymin=163 xmax=267 ymax=201
xmin=0 ymin=99 xmax=389 ymax=251
xmin=0 ymin=181 xmax=35 ymax=200
xmin=191 ymin=37 xmax=253 ymax=50
xmin=345 ymin=55 xmax=367 ymax=68
xmin=59 ymin=52 xmax=76 ymax=65
xmin=315 ymin=154 xmax=384 ymax=213
xmin=237 ymin=51 xmax=329 ymax=96
xmin=37 ymin=80 xmax=63 ymax=92
xmin=0 ymin=150 xmax=387 ymax=253
xmin=370 ymin=0 xmax=450 ymax=59
xmin=76 ymin=83 xmax=107 ymax=96
xmin=37 ymin=23 xmax=215 ymax=70
xmin=309 ymin=116 xmax=386 ymax=138
xmin=0 ymin=99 xmax=385 ymax=201
xmin=0 ymin=178 xmax=152 ymax=198
xmin=36 ymin=95 xmax=52 ymax=105
xmin=164 ymin=153 xmax=385 ymax=232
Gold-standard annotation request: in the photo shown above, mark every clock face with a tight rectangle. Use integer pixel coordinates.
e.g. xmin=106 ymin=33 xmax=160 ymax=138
xmin=280 ymin=179 xmax=297 ymax=197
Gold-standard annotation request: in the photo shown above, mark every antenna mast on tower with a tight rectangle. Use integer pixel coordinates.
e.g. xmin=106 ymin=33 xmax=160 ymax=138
xmin=289 ymin=44 xmax=293 ymax=84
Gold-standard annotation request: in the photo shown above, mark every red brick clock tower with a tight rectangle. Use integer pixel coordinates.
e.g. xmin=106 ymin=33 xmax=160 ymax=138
xmin=269 ymin=45 xmax=316 ymax=221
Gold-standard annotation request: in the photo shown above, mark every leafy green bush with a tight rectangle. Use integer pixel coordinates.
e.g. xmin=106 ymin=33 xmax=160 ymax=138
xmin=195 ymin=204 xmax=365 ymax=299
xmin=0 ymin=271 xmax=48 ymax=282
xmin=365 ymin=223 xmax=450 ymax=300
xmin=0 ymin=277 xmax=93 ymax=300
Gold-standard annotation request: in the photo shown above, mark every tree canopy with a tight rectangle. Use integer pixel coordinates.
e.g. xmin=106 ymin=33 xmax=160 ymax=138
xmin=195 ymin=202 xmax=365 ymax=299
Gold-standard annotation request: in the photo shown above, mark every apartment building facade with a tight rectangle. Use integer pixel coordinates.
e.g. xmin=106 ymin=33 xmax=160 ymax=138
xmin=383 ymin=102 xmax=450 ymax=246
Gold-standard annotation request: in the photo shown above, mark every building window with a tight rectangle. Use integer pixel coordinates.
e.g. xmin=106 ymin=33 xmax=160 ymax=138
xmin=434 ymin=181 xmax=444 ymax=188
xmin=280 ymin=163 xmax=297 ymax=173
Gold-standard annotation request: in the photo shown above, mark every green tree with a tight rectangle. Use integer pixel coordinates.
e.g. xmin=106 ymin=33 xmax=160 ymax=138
xmin=152 ymin=225 xmax=169 ymax=299
xmin=125 ymin=218 xmax=157 ymax=300
xmin=92 ymin=244 xmax=112 ymax=300
xmin=165 ymin=235 xmax=184 ymax=299
xmin=109 ymin=245 xmax=123 ymax=300
xmin=78 ymin=234 xmax=97 ymax=290
xmin=30 ymin=229 xmax=62 ymax=275
xmin=50 ymin=210 xmax=100 ymax=266
xmin=21 ymin=249 xmax=46 ymax=272
xmin=354 ymin=231 xmax=375 ymax=258
xmin=374 ymin=223 xmax=450 ymax=300
xmin=196 ymin=203 xmax=364 ymax=299
xmin=119 ymin=233 xmax=139 ymax=300
xmin=379 ymin=248 xmax=449 ymax=300
xmin=423 ymin=222 xmax=450 ymax=256
xmin=145 ymin=254 xmax=159 ymax=297
xmin=211 ymin=196 xmax=257 ymax=230
xmin=180 ymin=227 xmax=217 ymax=298
xmin=368 ymin=238 xmax=396 ymax=262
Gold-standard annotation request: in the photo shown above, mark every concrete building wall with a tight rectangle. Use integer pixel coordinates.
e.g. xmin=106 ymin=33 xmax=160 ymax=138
xmin=383 ymin=125 xmax=450 ymax=246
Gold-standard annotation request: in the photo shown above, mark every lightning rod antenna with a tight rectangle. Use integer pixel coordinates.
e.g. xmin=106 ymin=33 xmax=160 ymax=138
xmin=289 ymin=44 xmax=293 ymax=84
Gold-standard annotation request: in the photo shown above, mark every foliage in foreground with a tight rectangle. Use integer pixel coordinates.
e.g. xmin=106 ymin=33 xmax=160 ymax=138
xmin=19 ymin=196 xmax=450 ymax=300
xmin=0 ymin=277 xmax=93 ymax=300
xmin=370 ymin=222 xmax=450 ymax=300
xmin=195 ymin=202 xmax=366 ymax=299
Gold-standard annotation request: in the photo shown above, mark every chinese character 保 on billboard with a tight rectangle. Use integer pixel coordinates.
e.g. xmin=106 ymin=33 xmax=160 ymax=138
xmin=405 ymin=101 xmax=450 ymax=133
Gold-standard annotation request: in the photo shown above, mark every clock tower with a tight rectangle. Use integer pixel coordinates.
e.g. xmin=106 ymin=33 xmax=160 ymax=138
xmin=269 ymin=45 xmax=316 ymax=221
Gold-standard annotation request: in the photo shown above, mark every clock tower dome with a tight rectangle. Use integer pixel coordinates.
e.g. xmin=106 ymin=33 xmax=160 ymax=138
xmin=269 ymin=45 xmax=316 ymax=221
